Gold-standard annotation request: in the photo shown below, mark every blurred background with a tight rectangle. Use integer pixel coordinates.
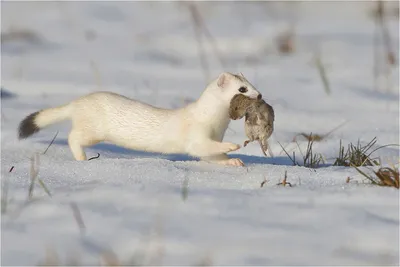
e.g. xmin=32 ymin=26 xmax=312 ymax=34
xmin=2 ymin=1 xmax=398 ymax=91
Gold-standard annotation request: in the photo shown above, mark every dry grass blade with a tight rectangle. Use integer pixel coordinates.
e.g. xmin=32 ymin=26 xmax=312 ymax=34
xmin=294 ymin=133 xmax=324 ymax=142
xmin=302 ymin=136 xmax=324 ymax=168
xmin=374 ymin=167 xmax=399 ymax=188
xmin=277 ymin=171 xmax=292 ymax=187
xmin=362 ymin=143 xmax=400 ymax=166
xmin=375 ymin=1 xmax=397 ymax=66
xmin=260 ymin=177 xmax=268 ymax=188
xmin=354 ymin=165 xmax=399 ymax=189
xmin=196 ymin=255 xmax=213 ymax=266
xmin=42 ymin=131 xmax=59 ymax=155
xmin=276 ymin=29 xmax=295 ymax=54
xmin=372 ymin=1 xmax=397 ymax=92
xmin=277 ymin=141 xmax=298 ymax=166
xmin=37 ymin=247 xmax=60 ymax=266
xmin=1 ymin=29 xmax=42 ymax=44
xmin=27 ymin=154 xmax=53 ymax=199
xmin=315 ymin=53 xmax=331 ymax=95
xmin=28 ymin=154 xmax=40 ymax=200
xmin=292 ymin=136 xmax=324 ymax=168
xmin=186 ymin=3 xmax=226 ymax=68
xmin=88 ymin=153 xmax=100 ymax=161
xmin=37 ymin=179 xmax=52 ymax=197
xmin=187 ymin=3 xmax=210 ymax=82
xmin=70 ymin=202 xmax=86 ymax=234
xmin=181 ymin=176 xmax=189 ymax=202
xmin=101 ymin=249 xmax=120 ymax=266
xmin=1 ymin=166 xmax=15 ymax=214
xmin=293 ymin=121 xmax=348 ymax=142
xmin=333 ymin=137 xmax=386 ymax=167
xmin=186 ymin=2 xmax=227 ymax=83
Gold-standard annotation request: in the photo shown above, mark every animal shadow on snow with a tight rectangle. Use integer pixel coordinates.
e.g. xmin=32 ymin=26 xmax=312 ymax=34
xmin=39 ymin=139 xmax=293 ymax=166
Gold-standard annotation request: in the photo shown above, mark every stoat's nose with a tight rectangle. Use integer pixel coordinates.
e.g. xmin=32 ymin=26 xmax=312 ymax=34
xmin=257 ymin=94 xmax=262 ymax=100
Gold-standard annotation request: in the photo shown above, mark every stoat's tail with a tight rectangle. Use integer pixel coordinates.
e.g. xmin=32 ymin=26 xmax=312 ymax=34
xmin=18 ymin=104 xmax=72 ymax=139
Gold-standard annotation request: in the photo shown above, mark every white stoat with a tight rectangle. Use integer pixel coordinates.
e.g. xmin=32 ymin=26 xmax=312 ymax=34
xmin=18 ymin=72 xmax=262 ymax=166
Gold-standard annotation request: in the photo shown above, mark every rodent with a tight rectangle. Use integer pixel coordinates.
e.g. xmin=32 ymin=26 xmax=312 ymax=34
xmin=18 ymin=72 xmax=262 ymax=166
xmin=229 ymin=94 xmax=274 ymax=157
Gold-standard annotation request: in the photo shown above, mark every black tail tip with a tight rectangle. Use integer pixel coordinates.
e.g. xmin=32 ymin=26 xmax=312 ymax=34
xmin=18 ymin=111 xmax=40 ymax=139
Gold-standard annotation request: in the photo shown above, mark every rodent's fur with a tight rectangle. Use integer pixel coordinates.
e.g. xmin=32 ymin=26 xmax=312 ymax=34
xmin=18 ymin=72 xmax=262 ymax=166
xmin=229 ymin=94 xmax=274 ymax=156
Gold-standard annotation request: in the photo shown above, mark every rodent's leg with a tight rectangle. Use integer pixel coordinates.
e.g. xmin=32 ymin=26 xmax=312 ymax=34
xmin=187 ymin=140 xmax=241 ymax=158
xmin=201 ymin=154 xmax=245 ymax=167
xmin=258 ymin=140 xmax=268 ymax=156
xmin=243 ymin=140 xmax=251 ymax=147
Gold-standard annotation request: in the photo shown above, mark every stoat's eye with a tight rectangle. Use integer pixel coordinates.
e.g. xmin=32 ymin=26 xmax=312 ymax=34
xmin=238 ymin=87 xmax=247 ymax=93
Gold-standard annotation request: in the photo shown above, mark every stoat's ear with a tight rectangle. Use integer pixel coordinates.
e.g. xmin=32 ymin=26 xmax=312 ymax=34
xmin=239 ymin=72 xmax=245 ymax=78
xmin=217 ymin=72 xmax=232 ymax=88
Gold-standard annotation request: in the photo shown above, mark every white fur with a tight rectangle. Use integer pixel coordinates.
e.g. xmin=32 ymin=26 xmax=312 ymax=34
xmin=29 ymin=72 xmax=261 ymax=166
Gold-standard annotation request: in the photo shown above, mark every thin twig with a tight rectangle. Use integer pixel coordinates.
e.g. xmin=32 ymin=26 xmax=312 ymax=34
xmin=277 ymin=141 xmax=298 ymax=166
xmin=187 ymin=3 xmax=210 ymax=83
xmin=70 ymin=202 xmax=86 ymax=234
xmin=88 ymin=153 xmax=100 ymax=161
xmin=43 ymin=131 xmax=59 ymax=155
xmin=315 ymin=52 xmax=331 ymax=95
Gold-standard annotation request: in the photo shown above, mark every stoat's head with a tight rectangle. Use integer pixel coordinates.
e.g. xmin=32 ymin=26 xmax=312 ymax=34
xmin=214 ymin=72 xmax=262 ymax=104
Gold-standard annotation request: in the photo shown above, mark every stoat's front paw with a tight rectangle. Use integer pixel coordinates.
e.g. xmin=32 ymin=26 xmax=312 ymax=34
xmin=222 ymin=158 xmax=244 ymax=167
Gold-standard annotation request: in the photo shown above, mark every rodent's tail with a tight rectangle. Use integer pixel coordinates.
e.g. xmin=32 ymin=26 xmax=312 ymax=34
xmin=18 ymin=104 xmax=72 ymax=139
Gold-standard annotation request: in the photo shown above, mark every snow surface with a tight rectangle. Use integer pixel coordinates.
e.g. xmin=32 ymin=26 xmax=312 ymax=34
xmin=1 ymin=1 xmax=399 ymax=266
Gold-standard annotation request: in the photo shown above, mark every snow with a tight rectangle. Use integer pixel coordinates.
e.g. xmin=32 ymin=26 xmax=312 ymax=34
xmin=1 ymin=1 xmax=399 ymax=265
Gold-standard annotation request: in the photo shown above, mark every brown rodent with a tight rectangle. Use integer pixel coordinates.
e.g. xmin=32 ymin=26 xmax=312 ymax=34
xmin=229 ymin=94 xmax=275 ymax=157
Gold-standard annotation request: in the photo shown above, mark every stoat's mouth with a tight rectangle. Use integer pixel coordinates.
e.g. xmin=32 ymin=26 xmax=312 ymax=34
xmin=246 ymin=92 xmax=262 ymax=100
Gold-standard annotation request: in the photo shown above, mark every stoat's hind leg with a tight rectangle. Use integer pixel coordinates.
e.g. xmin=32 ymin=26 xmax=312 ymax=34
xmin=68 ymin=128 xmax=101 ymax=161
xmin=201 ymin=154 xmax=244 ymax=167
xmin=187 ymin=139 xmax=241 ymax=158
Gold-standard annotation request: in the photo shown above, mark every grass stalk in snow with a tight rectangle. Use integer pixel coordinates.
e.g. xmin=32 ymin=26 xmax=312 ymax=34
xmin=42 ymin=131 xmax=59 ymax=155
xmin=188 ymin=2 xmax=210 ymax=83
xmin=88 ymin=153 xmax=101 ymax=161
xmin=28 ymin=153 xmax=40 ymax=200
xmin=277 ymin=141 xmax=298 ymax=166
xmin=1 ymin=166 xmax=14 ymax=214
xmin=354 ymin=165 xmax=399 ymax=189
xmin=333 ymin=137 xmax=398 ymax=167
xmin=314 ymin=52 xmax=331 ymax=95
xmin=276 ymin=28 xmax=295 ymax=54
xmin=372 ymin=0 xmax=397 ymax=92
xmin=278 ymin=138 xmax=324 ymax=168
xmin=260 ymin=179 xmax=268 ymax=188
xmin=181 ymin=176 xmax=190 ymax=202
xmin=298 ymin=137 xmax=325 ymax=168
xmin=292 ymin=120 xmax=348 ymax=142
xmin=277 ymin=170 xmax=292 ymax=187
xmin=70 ymin=202 xmax=86 ymax=234
xmin=185 ymin=2 xmax=226 ymax=83
xmin=375 ymin=0 xmax=397 ymax=67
